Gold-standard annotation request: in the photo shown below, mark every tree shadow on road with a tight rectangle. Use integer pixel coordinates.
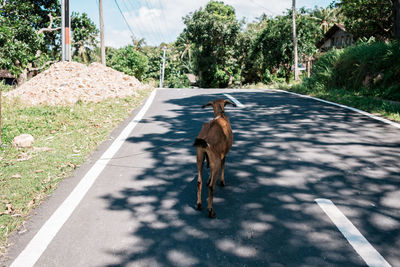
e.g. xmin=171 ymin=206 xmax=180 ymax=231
xmin=100 ymin=90 xmax=400 ymax=266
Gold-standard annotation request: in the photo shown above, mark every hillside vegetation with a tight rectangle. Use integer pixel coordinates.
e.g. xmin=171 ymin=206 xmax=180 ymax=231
xmin=305 ymin=41 xmax=400 ymax=101
xmin=287 ymin=40 xmax=400 ymax=121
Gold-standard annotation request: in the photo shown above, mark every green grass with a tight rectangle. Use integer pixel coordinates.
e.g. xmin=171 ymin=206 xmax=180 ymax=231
xmin=0 ymin=82 xmax=14 ymax=93
xmin=0 ymin=88 xmax=153 ymax=253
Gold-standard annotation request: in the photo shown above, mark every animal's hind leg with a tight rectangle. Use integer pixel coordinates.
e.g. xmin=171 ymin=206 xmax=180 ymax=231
xmin=219 ymin=157 xmax=226 ymax=187
xmin=196 ymin=148 xmax=205 ymax=211
xmin=207 ymin=155 xmax=221 ymax=218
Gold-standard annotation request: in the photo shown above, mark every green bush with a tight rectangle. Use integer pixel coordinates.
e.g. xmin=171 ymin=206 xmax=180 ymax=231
xmin=262 ymin=69 xmax=272 ymax=84
xmin=302 ymin=41 xmax=400 ymax=101
xmin=333 ymin=42 xmax=388 ymax=91
xmin=166 ymin=74 xmax=190 ymax=88
xmin=309 ymin=48 xmax=342 ymax=88
xmin=107 ymin=45 xmax=149 ymax=81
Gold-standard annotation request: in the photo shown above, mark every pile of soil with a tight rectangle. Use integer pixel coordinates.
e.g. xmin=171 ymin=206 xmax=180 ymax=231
xmin=5 ymin=62 xmax=150 ymax=106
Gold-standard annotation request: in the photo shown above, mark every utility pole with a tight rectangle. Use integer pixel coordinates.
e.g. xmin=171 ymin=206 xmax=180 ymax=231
xmin=160 ymin=47 xmax=167 ymax=88
xmin=61 ymin=0 xmax=70 ymax=61
xmin=99 ymin=0 xmax=106 ymax=65
xmin=61 ymin=0 xmax=65 ymax=61
xmin=159 ymin=63 xmax=162 ymax=88
xmin=292 ymin=0 xmax=299 ymax=81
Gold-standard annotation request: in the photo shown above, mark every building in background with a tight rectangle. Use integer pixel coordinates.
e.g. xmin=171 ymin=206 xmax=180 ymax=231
xmin=317 ymin=23 xmax=354 ymax=52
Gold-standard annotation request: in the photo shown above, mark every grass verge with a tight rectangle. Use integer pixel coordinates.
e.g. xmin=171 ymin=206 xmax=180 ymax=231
xmin=0 ymin=87 xmax=153 ymax=254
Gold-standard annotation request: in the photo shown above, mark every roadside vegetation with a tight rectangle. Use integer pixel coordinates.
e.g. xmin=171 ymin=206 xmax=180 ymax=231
xmin=283 ymin=40 xmax=400 ymax=122
xmin=2 ymin=0 xmax=397 ymax=98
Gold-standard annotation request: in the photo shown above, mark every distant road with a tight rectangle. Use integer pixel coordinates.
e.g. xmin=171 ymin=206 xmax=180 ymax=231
xmin=6 ymin=88 xmax=400 ymax=267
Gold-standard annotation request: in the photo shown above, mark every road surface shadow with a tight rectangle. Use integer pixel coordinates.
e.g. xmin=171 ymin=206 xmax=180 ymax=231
xmin=101 ymin=90 xmax=400 ymax=266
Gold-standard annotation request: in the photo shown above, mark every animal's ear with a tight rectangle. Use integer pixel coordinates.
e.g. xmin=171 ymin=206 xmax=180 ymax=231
xmin=224 ymin=100 xmax=236 ymax=107
xmin=202 ymin=102 xmax=213 ymax=109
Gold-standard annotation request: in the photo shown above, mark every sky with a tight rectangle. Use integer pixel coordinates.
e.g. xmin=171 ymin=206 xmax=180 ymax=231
xmin=70 ymin=0 xmax=333 ymax=48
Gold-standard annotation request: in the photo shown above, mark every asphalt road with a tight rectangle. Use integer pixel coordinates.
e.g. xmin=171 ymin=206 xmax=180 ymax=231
xmin=4 ymin=88 xmax=400 ymax=266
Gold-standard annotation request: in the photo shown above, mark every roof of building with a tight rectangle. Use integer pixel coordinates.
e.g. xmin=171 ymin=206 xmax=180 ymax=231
xmin=317 ymin=23 xmax=347 ymax=48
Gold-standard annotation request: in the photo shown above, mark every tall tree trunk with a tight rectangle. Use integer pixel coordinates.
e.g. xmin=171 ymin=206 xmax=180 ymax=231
xmin=292 ymin=0 xmax=299 ymax=81
xmin=285 ymin=65 xmax=291 ymax=83
xmin=199 ymin=71 xmax=202 ymax=88
xmin=223 ymin=68 xmax=233 ymax=88
xmin=395 ymin=0 xmax=400 ymax=39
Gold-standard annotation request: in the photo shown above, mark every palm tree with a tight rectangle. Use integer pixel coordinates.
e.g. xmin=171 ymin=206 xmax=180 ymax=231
xmin=310 ymin=7 xmax=343 ymax=33
xmin=131 ymin=37 xmax=147 ymax=51
xmin=175 ymin=33 xmax=194 ymax=74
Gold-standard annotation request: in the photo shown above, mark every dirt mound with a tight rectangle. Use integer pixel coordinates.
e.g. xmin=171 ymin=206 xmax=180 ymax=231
xmin=5 ymin=62 xmax=150 ymax=106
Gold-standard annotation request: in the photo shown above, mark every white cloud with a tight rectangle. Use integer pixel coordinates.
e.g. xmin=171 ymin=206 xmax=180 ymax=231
xmin=229 ymin=0 xmax=291 ymax=20
xmin=120 ymin=0 xmax=210 ymax=45
xmin=105 ymin=29 xmax=132 ymax=48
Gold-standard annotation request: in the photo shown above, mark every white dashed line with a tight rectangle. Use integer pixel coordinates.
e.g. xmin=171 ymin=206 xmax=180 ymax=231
xmin=11 ymin=89 xmax=158 ymax=267
xmin=223 ymin=93 xmax=245 ymax=108
xmin=315 ymin=198 xmax=391 ymax=267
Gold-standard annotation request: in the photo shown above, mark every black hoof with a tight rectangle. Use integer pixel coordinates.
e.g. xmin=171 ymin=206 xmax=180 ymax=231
xmin=208 ymin=208 xmax=216 ymax=218
xmin=219 ymin=181 xmax=225 ymax=187
xmin=196 ymin=203 xmax=202 ymax=211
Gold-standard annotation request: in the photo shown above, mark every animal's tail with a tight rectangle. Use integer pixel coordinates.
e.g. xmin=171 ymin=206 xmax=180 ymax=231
xmin=193 ymin=138 xmax=208 ymax=148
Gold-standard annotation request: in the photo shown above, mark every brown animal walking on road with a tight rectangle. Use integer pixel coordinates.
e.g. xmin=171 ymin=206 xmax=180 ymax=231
xmin=193 ymin=99 xmax=236 ymax=218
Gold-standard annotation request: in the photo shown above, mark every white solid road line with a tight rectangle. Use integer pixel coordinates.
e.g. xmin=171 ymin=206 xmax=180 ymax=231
xmin=315 ymin=198 xmax=392 ymax=267
xmin=275 ymin=89 xmax=400 ymax=129
xmin=11 ymin=89 xmax=158 ymax=267
xmin=223 ymin=93 xmax=245 ymax=108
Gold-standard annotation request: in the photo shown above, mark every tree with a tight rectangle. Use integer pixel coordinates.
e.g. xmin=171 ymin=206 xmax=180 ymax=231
xmin=252 ymin=10 xmax=321 ymax=83
xmin=131 ymin=37 xmax=147 ymax=51
xmin=107 ymin=45 xmax=149 ymax=81
xmin=182 ymin=1 xmax=242 ymax=88
xmin=174 ymin=32 xmax=194 ymax=75
xmin=71 ymin=12 xmax=99 ymax=64
xmin=0 ymin=0 xmax=60 ymax=83
xmin=309 ymin=7 xmax=344 ymax=33
xmin=141 ymin=46 xmax=163 ymax=83
xmin=239 ymin=15 xmax=270 ymax=84
xmin=334 ymin=0 xmax=394 ymax=40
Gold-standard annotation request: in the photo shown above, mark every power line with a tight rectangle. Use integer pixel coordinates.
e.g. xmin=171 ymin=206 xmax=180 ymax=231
xmin=154 ymin=0 xmax=170 ymax=43
xmin=121 ymin=0 xmax=142 ymax=40
xmin=114 ymin=0 xmax=136 ymax=38
xmin=129 ymin=0 xmax=165 ymax=45
xmin=247 ymin=0 xmax=279 ymax=16
xmin=119 ymin=0 xmax=166 ymax=46
xmin=143 ymin=0 xmax=168 ymax=45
